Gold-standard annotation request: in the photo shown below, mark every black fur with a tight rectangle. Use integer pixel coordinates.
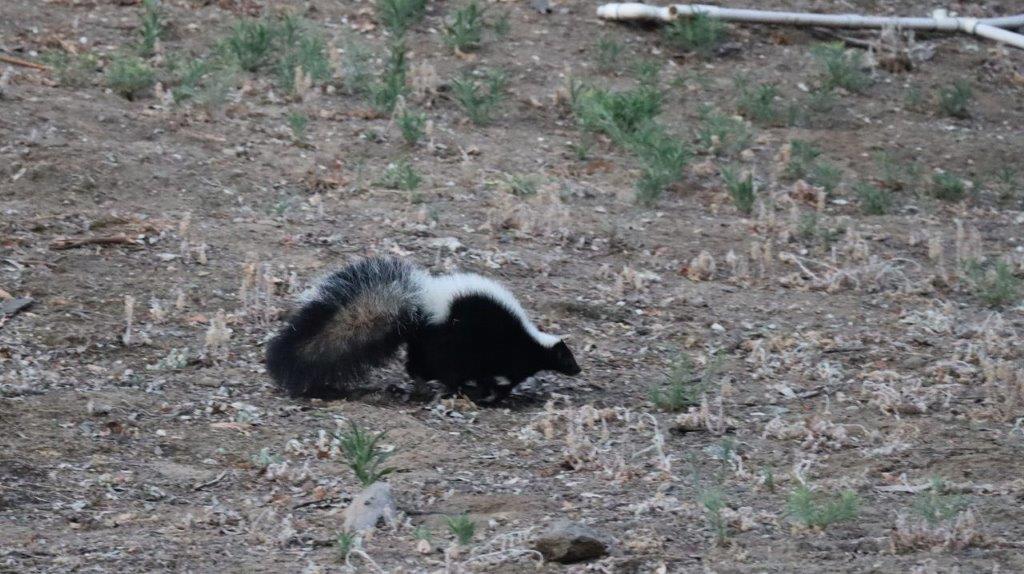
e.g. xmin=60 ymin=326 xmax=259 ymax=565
xmin=265 ymin=257 xmax=581 ymax=402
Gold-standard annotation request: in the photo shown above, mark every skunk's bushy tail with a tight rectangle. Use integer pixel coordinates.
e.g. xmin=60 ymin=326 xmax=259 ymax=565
xmin=266 ymin=257 xmax=423 ymax=397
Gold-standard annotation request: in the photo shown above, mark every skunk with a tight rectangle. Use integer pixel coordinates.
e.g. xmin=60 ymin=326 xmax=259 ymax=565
xmin=266 ymin=256 xmax=581 ymax=402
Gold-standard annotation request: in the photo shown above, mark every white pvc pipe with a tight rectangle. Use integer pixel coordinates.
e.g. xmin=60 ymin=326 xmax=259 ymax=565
xmin=596 ymin=4 xmax=1024 ymax=50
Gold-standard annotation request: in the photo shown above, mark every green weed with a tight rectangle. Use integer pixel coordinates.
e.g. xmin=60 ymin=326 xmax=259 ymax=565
xmin=288 ymin=112 xmax=309 ymax=142
xmin=931 ymin=172 xmax=965 ymax=201
xmin=912 ymin=478 xmax=968 ymax=526
xmin=938 ymin=80 xmax=972 ymax=119
xmin=341 ymin=40 xmax=374 ymax=96
xmin=335 ymin=422 xmax=397 ymax=486
xmin=445 ymin=514 xmax=476 ymax=545
xmin=276 ymin=31 xmax=331 ymax=95
xmin=699 ymin=488 xmax=730 ymax=545
xmin=695 ymin=107 xmax=751 ymax=156
xmin=370 ymin=40 xmax=409 ymax=114
xmin=451 ymin=69 xmax=508 ymax=125
xmin=336 ymin=531 xmax=357 ymax=558
xmin=855 ymin=181 xmax=892 ymax=215
xmin=43 ymin=52 xmax=99 ymax=88
xmin=138 ymin=0 xmax=164 ymax=57
xmin=504 ymin=174 xmax=539 ymax=197
xmin=735 ymin=78 xmax=781 ymax=126
xmin=397 ymin=108 xmax=426 ymax=146
xmin=649 ymin=353 xmax=719 ymax=411
xmin=106 ymin=55 xmax=156 ymax=100
xmin=595 ymin=37 xmax=623 ymax=74
xmin=376 ymin=0 xmax=427 ymax=36
xmin=811 ymin=42 xmax=870 ymax=93
xmin=787 ymin=485 xmax=859 ymax=529
xmin=722 ymin=166 xmax=755 ymax=214
xmin=378 ymin=160 xmax=422 ymax=191
xmin=965 ymin=260 xmax=1021 ymax=308
xmin=663 ymin=13 xmax=725 ymax=56
xmin=444 ymin=2 xmax=486 ymax=52
xmin=223 ymin=19 xmax=275 ymax=72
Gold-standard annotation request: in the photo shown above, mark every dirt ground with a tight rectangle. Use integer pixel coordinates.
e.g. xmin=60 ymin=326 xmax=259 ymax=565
xmin=2 ymin=0 xmax=1024 ymax=572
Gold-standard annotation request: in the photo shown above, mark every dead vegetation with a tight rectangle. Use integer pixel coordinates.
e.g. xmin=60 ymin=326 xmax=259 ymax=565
xmin=2 ymin=0 xmax=1024 ymax=572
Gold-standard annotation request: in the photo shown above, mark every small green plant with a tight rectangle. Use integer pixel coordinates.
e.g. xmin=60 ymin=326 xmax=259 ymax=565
xmin=138 ymin=0 xmax=164 ymax=57
xmin=994 ymin=167 xmax=1020 ymax=205
xmin=938 ymin=80 xmax=972 ymax=119
xmin=371 ymin=40 xmax=409 ymax=114
xmin=633 ymin=59 xmax=661 ymax=88
xmin=855 ymin=181 xmax=892 ymax=215
xmin=43 ymin=52 xmax=99 ymax=88
xmin=595 ymin=37 xmax=623 ymax=74
xmin=342 ymin=40 xmax=374 ymax=96
xmin=631 ymin=125 xmax=689 ymax=206
xmin=797 ymin=212 xmax=819 ymax=242
xmin=810 ymin=161 xmax=842 ymax=194
xmin=695 ymin=108 xmax=751 ymax=156
xmin=762 ymin=468 xmax=776 ymax=493
xmin=649 ymin=353 xmax=719 ymax=411
xmin=735 ymin=78 xmax=781 ymax=126
xmin=106 ymin=55 xmax=156 ymax=100
xmin=722 ymin=166 xmax=755 ymax=214
xmin=444 ymin=2 xmax=486 ymax=52
xmin=397 ymin=108 xmax=426 ymax=146
xmin=663 ymin=13 xmax=725 ymax=56
xmin=965 ymin=260 xmax=1021 ymax=308
xmin=912 ymin=478 xmax=968 ymax=526
xmin=335 ymin=422 xmax=397 ymax=486
xmin=787 ymin=485 xmax=859 ymax=529
xmin=412 ymin=525 xmax=432 ymax=542
xmin=376 ymin=0 xmax=427 ymax=36
xmin=873 ymin=151 xmax=921 ymax=191
xmin=573 ymin=84 xmax=662 ymax=142
xmin=378 ymin=160 xmax=422 ymax=191
xmin=288 ymin=111 xmax=309 ymax=142
xmin=250 ymin=447 xmax=282 ymax=470
xmin=276 ymin=32 xmax=332 ymax=95
xmin=451 ymin=69 xmax=508 ymax=125
xmin=782 ymin=140 xmax=840 ymax=191
xmin=336 ymin=530 xmax=357 ymax=558
xmin=504 ymin=174 xmax=539 ymax=197
xmin=699 ymin=488 xmax=730 ymax=545
xmin=931 ymin=172 xmax=965 ymax=202
xmin=445 ymin=514 xmax=476 ymax=545
xmin=811 ymin=42 xmax=870 ymax=93
xmin=223 ymin=19 xmax=275 ymax=72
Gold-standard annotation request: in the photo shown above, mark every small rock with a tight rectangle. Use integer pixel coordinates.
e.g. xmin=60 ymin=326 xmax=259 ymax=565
xmin=531 ymin=0 xmax=551 ymax=14
xmin=86 ymin=400 xmax=111 ymax=417
xmin=533 ymin=520 xmax=610 ymax=564
xmin=343 ymin=482 xmax=397 ymax=532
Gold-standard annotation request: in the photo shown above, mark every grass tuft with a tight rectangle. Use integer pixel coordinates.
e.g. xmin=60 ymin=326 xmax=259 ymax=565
xmin=378 ymin=159 xmax=422 ymax=191
xmin=722 ymin=166 xmax=755 ymax=214
xmin=595 ymin=37 xmax=623 ymax=74
xmin=336 ymin=531 xmax=357 ymax=558
xmin=287 ymin=112 xmax=309 ymax=143
xmin=397 ymin=108 xmax=426 ymax=146
xmin=445 ymin=514 xmax=476 ymax=545
xmin=811 ymin=42 xmax=870 ymax=93
xmin=444 ymin=2 xmax=486 ymax=52
xmin=855 ymin=181 xmax=892 ymax=215
xmin=376 ymin=0 xmax=427 ymax=36
xmin=106 ymin=55 xmax=156 ymax=100
xmin=735 ymin=78 xmax=781 ymax=126
xmin=371 ymin=40 xmax=409 ymax=114
xmin=912 ymin=478 xmax=968 ymax=526
xmin=650 ymin=353 xmax=719 ymax=411
xmin=335 ymin=422 xmax=397 ymax=486
xmin=451 ymin=69 xmax=508 ymax=125
xmin=663 ymin=13 xmax=725 ymax=56
xmin=43 ymin=52 xmax=99 ymax=88
xmin=699 ymin=488 xmax=730 ymax=545
xmin=696 ymin=108 xmax=751 ymax=157
xmin=965 ymin=260 xmax=1021 ymax=308
xmin=931 ymin=172 xmax=965 ymax=202
xmin=787 ymin=485 xmax=859 ymax=529
xmin=938 ymin=80 xmax=972 ymax=119
xmin=138 ymin=0 xmax=164 ymax=57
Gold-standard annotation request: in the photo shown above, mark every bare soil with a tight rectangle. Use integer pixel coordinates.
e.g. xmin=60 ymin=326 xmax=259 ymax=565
xmin=2 ymin=0 xmax=1024 ymax=572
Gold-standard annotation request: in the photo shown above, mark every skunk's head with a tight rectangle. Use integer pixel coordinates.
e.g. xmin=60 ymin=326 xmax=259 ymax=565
xmin=545 ymin=339 xmax=581 ymax=376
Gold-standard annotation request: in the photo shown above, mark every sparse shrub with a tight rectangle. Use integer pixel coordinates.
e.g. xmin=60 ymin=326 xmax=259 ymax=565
xmin=573 ymin=84 xmax=662 ymax=142
xmin=663 ymin=13 xmax=725 ymax=56
xmin=787 ymin=485 xmax=859 ymax=529
xmin=451 ymin=69 xmax=508 ymax=125
xmin=444 ymin=1 xmax=486 ymax=52
xmin=931 ymin=172 xmax=965 ymax=202
xmin=722 ymin=166 xmax=755 ymax=214
xmin=287 ymin=111 xmax=308 ymax=142
xmin=783 ymin=140 xmax=840 ymax=191
xmin=43 ymin=52 xmax=99 ymax=88
xmin=735 ymin=78 xmax=781 ymax=126
xmin=336 ymin=531 xmax=357 ymax=558
xmin=631 ymin=125 xmax=689 ymax=205
xmin=138 ymin=0 xmax=164 ymax=57
xmin=811 ymin=42 xmax=870 ymax=93
xmin=106 ymin=55 xmax=156 ymax=100
xmin=595 ymin=36 xmax=623 ymax=74
xmin=371 ymin=40 xmax=409 ymax=114
xmin=445 ymin=514 xmax=476 ymax=545
xmin=223 ymin=19 xmax=275 ymax=72
xmin=696 ymin=107 xmax=751 ymax=156
xmin=699 ymin=488 xmax=730 ymax=545
xmin=378 ymin=160 xmax=422 ymax=191
xmin=504 ymin=174 xmax=538 ymax=197
xmin=913 ymin=478 xmax=968 ymax=526
xmin=397 ymin=108 xmax=426 ymax=146
xmin=856 ymin=181 xmax=892 ymax=215
xmin=873 ymin=151 xmax=921 ymax=191
xmin=276 ymin=31 xmax=332 ymax=95
xmin=490 ymin=11 xmax=510 ymax=37
xmin=994 ymin=167 xmax=1020 ymax=205
xmin=376 ymin=0 xmax=427 ymax=36
xmin=633 ymin=59 xmax=661 ymax=87
xmin=810 ymin=161 xmax=841 ymax=193
xmin=342 ymin=40 xmax=374 ymax=96
xmin=650 ymin=353 xmax=718 ymax=411
xmin=938 ymin=80 xmax=972 ymax=119
xmin=965 ymin=260 xmax=1021 ymax=308
xmin=335 ymin=422 xmax=397 ymax=486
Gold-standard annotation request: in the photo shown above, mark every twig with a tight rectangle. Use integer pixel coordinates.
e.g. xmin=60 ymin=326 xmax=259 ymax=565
xmin=49 ymin=233 xmax=141 ymax=250
xmin=192 ymin=470 xmax=229 ymax=492
xmin=0 ymin=54 xmax=50 ymax=71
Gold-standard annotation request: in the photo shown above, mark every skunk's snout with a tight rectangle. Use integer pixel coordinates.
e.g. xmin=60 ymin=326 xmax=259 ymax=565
xmin=550 ymin=340 xmax=581 ymax=376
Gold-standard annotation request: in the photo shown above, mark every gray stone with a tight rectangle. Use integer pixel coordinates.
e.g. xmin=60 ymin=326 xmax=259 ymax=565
xmin=533 ymin=520 xmax=610 ymax=563
xmin=343 ymin=482 xmax=397 ymax=532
